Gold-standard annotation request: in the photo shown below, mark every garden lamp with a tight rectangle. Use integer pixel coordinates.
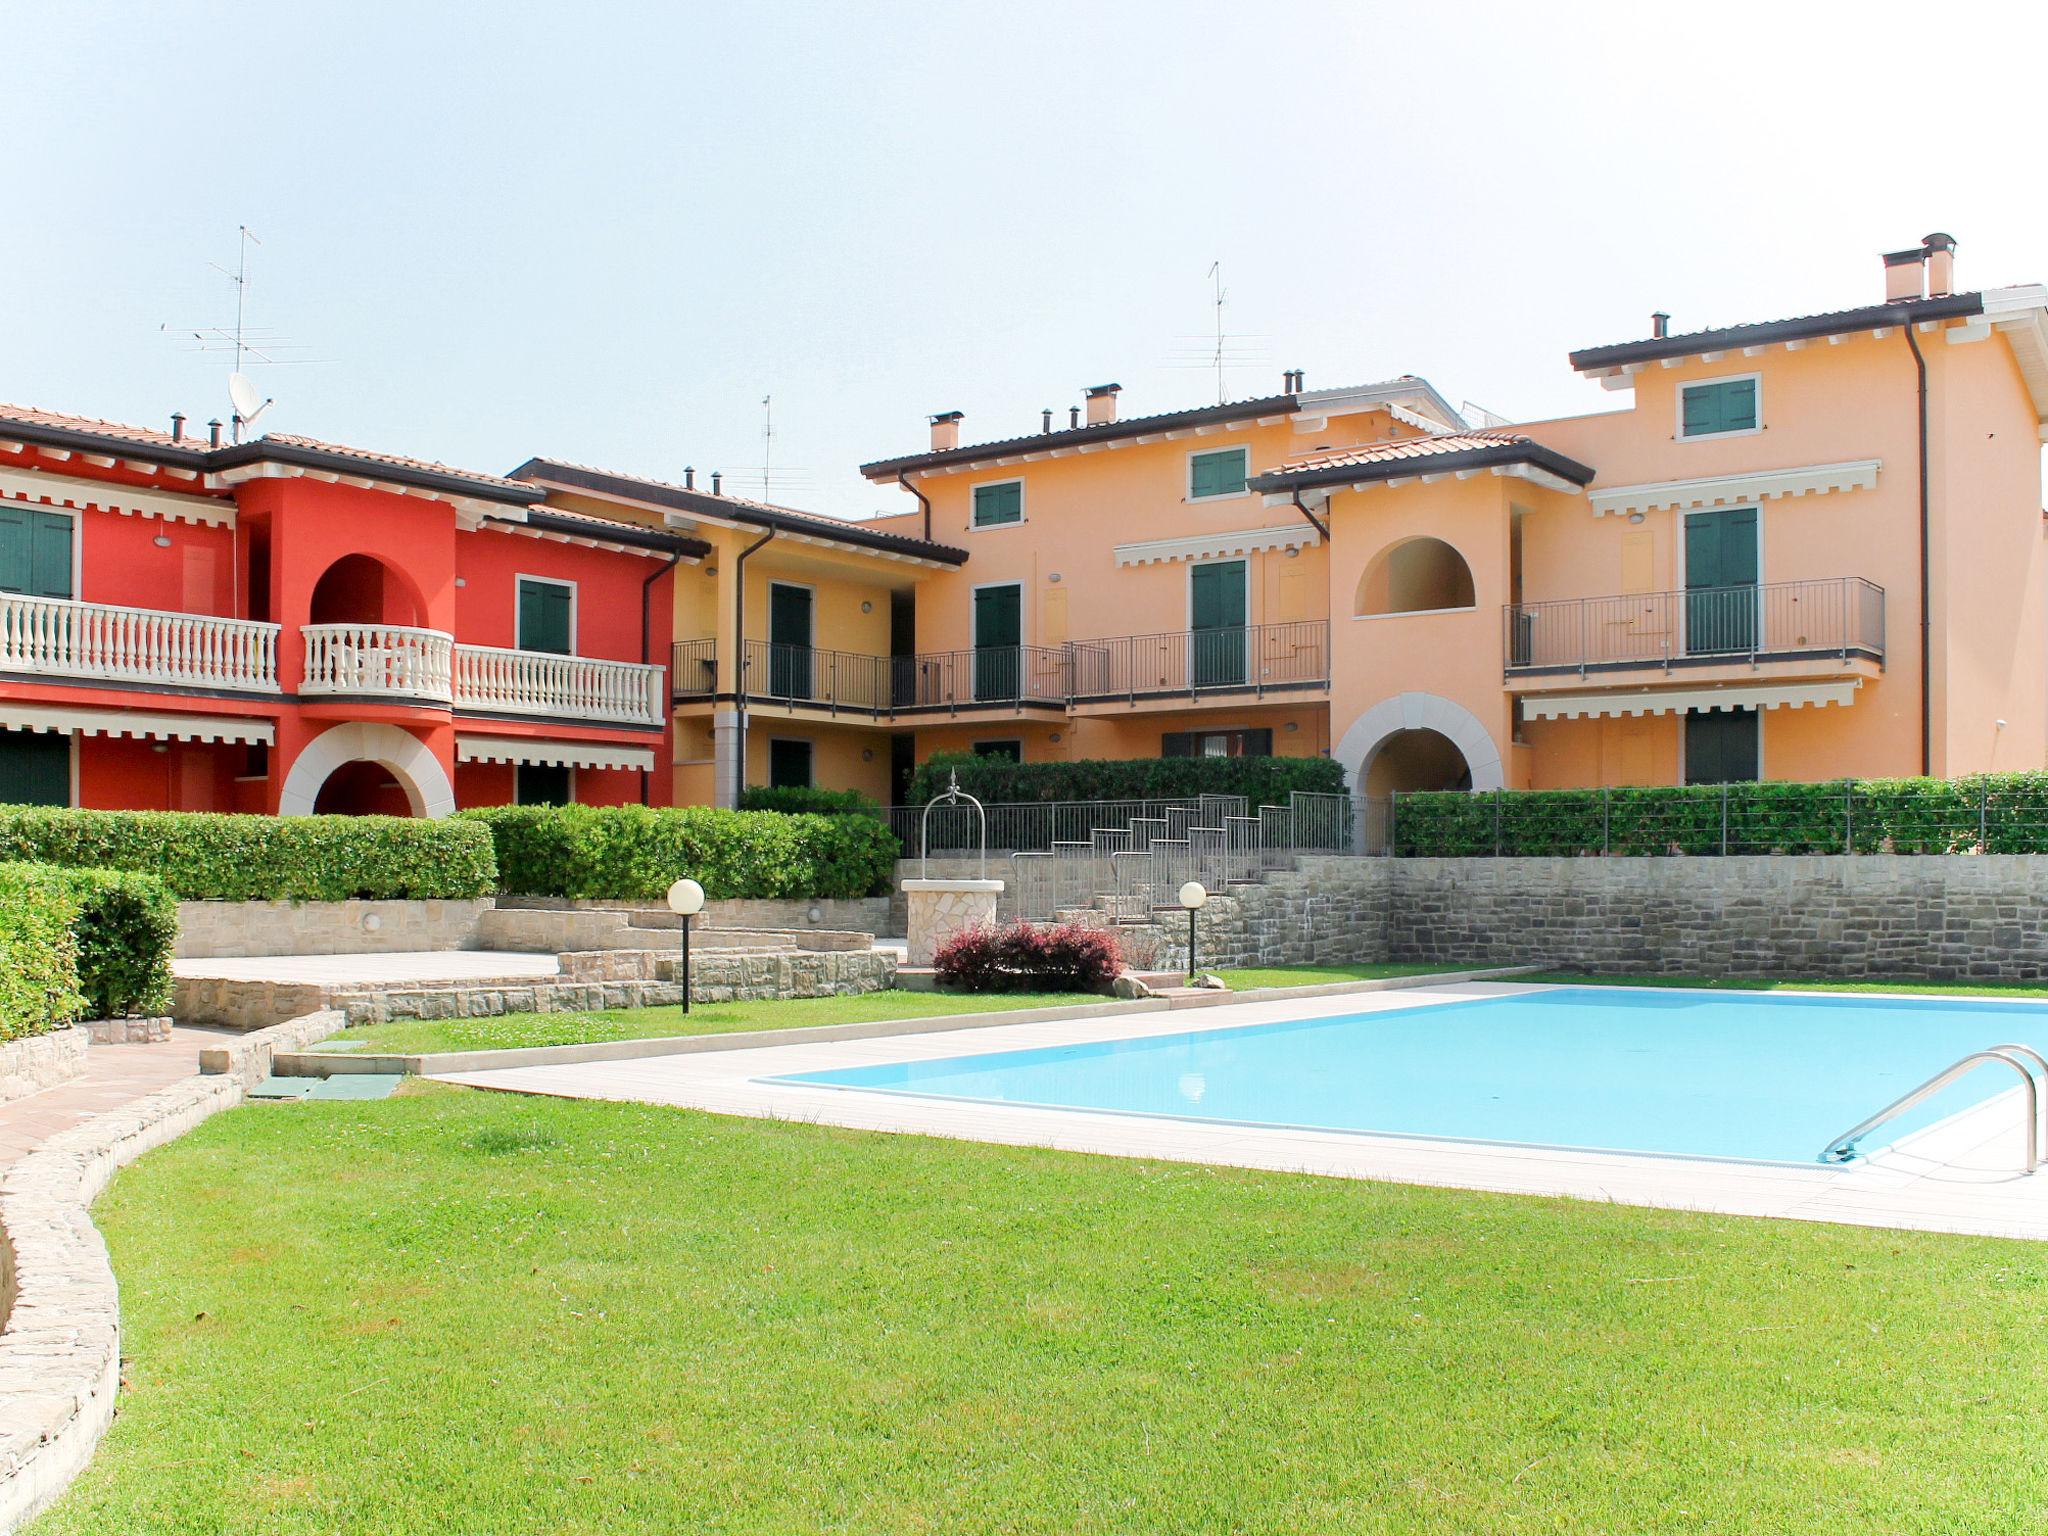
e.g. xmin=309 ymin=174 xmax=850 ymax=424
xmin=666 ymin=877 xmax=705 ymax=1013
xmin=1178 ymin=881 xmax=1208 ymax=985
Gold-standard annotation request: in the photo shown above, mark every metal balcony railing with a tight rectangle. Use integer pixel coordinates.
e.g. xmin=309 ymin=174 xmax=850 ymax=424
xmin=1067 ymin=619 xmax=1330 ymax=702
xmin=0 ymin=592 xmax=280 ymax=692
xmin=738 ymin=639 xmax=1069 ymax=713
xmin=671 ymin=638 xmax=718 ymax=699
xmin=1503 ymin=577 xmax=1884 ymax=673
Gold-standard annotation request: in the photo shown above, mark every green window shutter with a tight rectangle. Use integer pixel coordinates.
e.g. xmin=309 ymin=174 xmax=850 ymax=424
xmin=973 ymin=482 xmax=1021 ymax=526
xmin=1161 ymin=732 xmax=1195 ymax=758
xmin=1681 ymin=379 xmax=1757 ymax=438
xmin=517 ymin=579 xmax=573 ymax=655
xmin=0 ymin=729 xmax=69 ymax=806
xmin=974 ymin=585 xmax=1020 ymax=648
xmin=1190 ymin=448 xmax=1247 ymax=499
xmin=0 ymin=508 xmax=72 ymax=598
xmin=1243 ymin=728 xmax=1274 ymax=757
xmin=1190 ymin=561 xmax=1247 ymax=630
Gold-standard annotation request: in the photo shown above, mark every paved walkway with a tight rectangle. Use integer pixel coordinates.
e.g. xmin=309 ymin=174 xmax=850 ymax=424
xmin=171 ymin=951 xmax=561 ymax=985
xmin=0 ymin=1027 xmax=232 ymax=1172
xmin=438 ymin=983 xmax=2048 ymax=1241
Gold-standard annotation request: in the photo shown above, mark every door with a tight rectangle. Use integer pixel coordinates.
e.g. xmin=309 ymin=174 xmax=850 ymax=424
xmin=516 ymin=578 xmax=573 ymax=656
xmin=1190 ymin=560 xmax=1247 ymax=686
xmin=0 ymin=728 xmax=69 ymax=806
xmin=768 ymin=583 xmax=813 ymax=699
xmin=768 ymin=737 xmax=813 ymax=788
xmin=1684 ymin=708 xmax=1760 ymax=785
xmin=973 ymin=585 xmax=1021 ymax=701
xmin=1684 ymin=509 xmax=1758 ymax=655
xmin=0 ymin=506 xmax=74 ymax=598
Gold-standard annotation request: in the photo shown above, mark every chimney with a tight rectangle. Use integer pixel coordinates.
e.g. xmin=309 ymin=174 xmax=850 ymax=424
xmin=1084 ymin=383 xmax=1121 ymax=426
xmin=683 ymin=466 xmax=695 ymax=490
xmin=170 ymin=412 xmax=185 ymax=443
xmin=929 ymin=411 xmax=963 ymax=452
xmin=711 ymin=471 xmax=722 ymax=495
xmin=1883 ymin=245 xmax=1927 ymax=303
xmin=1042 ymin=408 xmax=1053 ymax=433
xmin=1923 ymin=231 xmax=1957 ymax=298
xmin=1069 ymin=406 xmax=1080 ymax=428
xmin=1282 ymin=369 xmax=1305 ymax=393
xmin=207 ymin=418 xmax=222 ymax=448
xmin=1651 ymin=312 xmax=1669 ymax=339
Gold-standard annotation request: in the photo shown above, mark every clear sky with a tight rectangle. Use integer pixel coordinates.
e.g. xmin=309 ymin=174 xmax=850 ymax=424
xmin=6 ymin=1 xmax=2043 ymax=519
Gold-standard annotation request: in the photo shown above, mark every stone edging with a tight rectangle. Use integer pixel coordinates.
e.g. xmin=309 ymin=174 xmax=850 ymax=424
xmin=276 ymin=966 xmax=1543 ymax=1078
xmin=0 ymin=1008 xmax=343 ymax=1533
xmin=0 ymin=1031 xmax=89 ymax=1110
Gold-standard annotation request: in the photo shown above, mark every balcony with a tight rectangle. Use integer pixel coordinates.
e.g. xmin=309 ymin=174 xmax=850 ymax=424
xmin=303 ymin=624 xmax=665 ymax=726
xmin=1068 ymin=620 xmax=1329 ymax=705
xmin=0 ymin=592 xmax=280 ymax=692
xmin=738 ymin=639 xmax=1069 ymax=715
xmin=452 ymin=643 xmax=666 ymax=726
xmin=1504 ymin=578 xmax=1885 ymax=677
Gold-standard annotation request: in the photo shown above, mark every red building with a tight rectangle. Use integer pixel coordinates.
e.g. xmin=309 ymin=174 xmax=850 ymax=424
xmin=0 ymin=405 xmax=703 ymax=815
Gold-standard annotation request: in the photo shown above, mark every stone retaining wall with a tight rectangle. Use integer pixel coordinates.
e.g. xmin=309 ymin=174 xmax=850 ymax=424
xmin=1113 ymin=859 xmax=1395 ymax=973
xmin=477 ymin=906 xmax=871 ymax=954
xmin=1384 ymin=854 xmax=2048 ymax=978
xmin=175 ymin=900 xmax=491 ymax=959
xmin=0 ymin=1030 xmax=88 ymax=1109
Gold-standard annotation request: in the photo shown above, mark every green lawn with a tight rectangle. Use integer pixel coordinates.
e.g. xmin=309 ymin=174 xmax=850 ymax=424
xmin=1216 ymin=962 xmax=1475 ymax=991
xmin=1528 ymin=972 xmax=2048 ymax=1000
xmin=38 ymin=1085 xmax=2048 ymax=1534
xmin=315 ymin=988 xmax=1110 ymax=1056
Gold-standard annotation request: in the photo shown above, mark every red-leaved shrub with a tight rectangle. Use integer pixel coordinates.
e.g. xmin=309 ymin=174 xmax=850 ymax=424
xmin=932 ymin=920 xmax=1122 ymax=993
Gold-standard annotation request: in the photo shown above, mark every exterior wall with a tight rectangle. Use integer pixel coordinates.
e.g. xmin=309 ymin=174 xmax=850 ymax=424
xmin=174 ymin=899 xmax=493 ymax=958
xmin=1386 ymin=855 xmax=2048 ymax=979
xmin=75 ymin=505 xmax=238 ymax=615
xmin=742 ymin=715 xmax=895 ymax=801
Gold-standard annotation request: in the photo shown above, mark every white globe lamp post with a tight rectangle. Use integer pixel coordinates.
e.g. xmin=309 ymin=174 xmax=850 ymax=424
xmin=1178 ymin=881 xmax=1208 ymax=985
xmin=666 ymin=877 xmax=706 ymax=1013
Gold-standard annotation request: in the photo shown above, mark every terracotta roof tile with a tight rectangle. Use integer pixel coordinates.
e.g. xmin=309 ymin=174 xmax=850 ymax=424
xmin=1274 ymin=429 xmax=1540 ymax=473
xmin=0 ymin=403 xmax=202 ymax=454
xmin=255 ymin=433 xmax=534 ymax=495
xmin=1250 ymin=428 xmax=1596 ymax=491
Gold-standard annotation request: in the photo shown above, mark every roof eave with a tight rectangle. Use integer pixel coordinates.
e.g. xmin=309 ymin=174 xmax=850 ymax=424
xmin=0 ymin=417 xmax=210 ymax=470
xmin=208 ymin=440 xmax=538 ymax=506
xmin=858 ymin=393 xmax=1302 ymax=480
xmin=1249 ymin=441 xmax=1595 ymax=494
xmin=1568 ymin=293 xmax=1986 ymax=374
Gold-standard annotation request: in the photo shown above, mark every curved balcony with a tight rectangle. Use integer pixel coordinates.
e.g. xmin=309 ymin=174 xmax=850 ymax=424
xmin=0 ymin=592 xmax=280 ymax=693
xmin=300 ymin=623 xmax=454 ymax=704
xmin=452 ymin=643 xmax=665 ymax=726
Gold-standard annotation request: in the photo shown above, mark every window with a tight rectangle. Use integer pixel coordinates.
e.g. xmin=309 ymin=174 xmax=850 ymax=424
xmin=972 ymin=480 xmax=1023 ymax=528
xmin=0 ymin=505 xmax=73 ymax=598
xmin=1162 ymin=728 xmax=1272 ymax=759
xmin=769 ymin=738 xmax=814 ymax=789
xmin=516 ymin=763 xmax=572 ymax=806
xmin=0 ymin=728 xmax=69 ymax=805
xmin=1683 ymin=708 xmax=1759 ymax=785
xmin=972 ymin=740 xmax=1022 ymax=762
xmin=517 ymin=577 xmax=574 ymax=655
xmin=1678 ymin=377 xmax=1759 ymax=439
xmin=1189 ymin=447 xmax=1249 ymax=501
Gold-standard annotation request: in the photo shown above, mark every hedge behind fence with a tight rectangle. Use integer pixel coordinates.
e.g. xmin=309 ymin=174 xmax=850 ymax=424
xmin=463 ymin=804 xmax=900 ymax=900
xmin=1389 ymin=774 xmax=2048 ymax=858
xmin=907 ymin=751 xmax=1345 ymax=807
xmin=0 ymin=808 xmax=498 ymax=902
xmin=0 ymin=865 xmax=83 ymax=1041
xmin=737 ymin=785 xmax=882 ymax=816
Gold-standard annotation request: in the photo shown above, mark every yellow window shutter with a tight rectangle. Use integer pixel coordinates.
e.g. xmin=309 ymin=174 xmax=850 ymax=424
xmin=1041 ymin=587 xmax=1068 ymax=646
xmin=1620 ymin=530 xmax=1655 ymax=593
xmin=1276 ymin=569 xmax=1307 ymax=622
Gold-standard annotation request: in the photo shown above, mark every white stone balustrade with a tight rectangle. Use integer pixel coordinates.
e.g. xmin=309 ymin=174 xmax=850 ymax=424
xmin=0 ymin=592 xmax=280 ymax=692
xmin=299 ymin=623 xmax=454 ymax=703
xmin=451 ymin=643 xmax=666 ymax=726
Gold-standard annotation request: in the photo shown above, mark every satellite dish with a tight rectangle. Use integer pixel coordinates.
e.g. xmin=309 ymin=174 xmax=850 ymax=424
xmin=227 ymin=372 xmax=271 ymax=425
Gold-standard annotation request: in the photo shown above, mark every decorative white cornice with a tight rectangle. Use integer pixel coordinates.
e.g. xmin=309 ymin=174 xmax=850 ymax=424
xmin=1589 ymin=459 xmax=1880 ymax=518
xmin=0 ymin=702 xmax=274 ymax=745
xmin=0 ymin=466 xmax=235 ymax=529
xmin=454 ymin=734 xmax=655 ymax=771
xmin=1524 ymin=679 xmax=1861 ymax=721
xmin=1114 ymin=523 xmax=1321 ymax=567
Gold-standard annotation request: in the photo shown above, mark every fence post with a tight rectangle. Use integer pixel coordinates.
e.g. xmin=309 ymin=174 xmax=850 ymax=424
xmin=1981 ymin=779 xmax=1990 ymax=852
xmin=1601 ymin=785 xmax=1611 ymax=856
xmin=1493 ymin=789 xmax=1503 ymax=858
xmin=1720 ymin=782 xmax=1730 ymax=857
xmin=1387 ymin=791 xmax=1398 ymax=858
xmin=1844 ymin=778 xmax=1853 ymax=856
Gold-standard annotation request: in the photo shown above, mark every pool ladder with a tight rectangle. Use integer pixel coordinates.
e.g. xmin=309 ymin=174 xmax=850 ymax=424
xmin=1819 ymin=1043 xmax=2048 ymax=1172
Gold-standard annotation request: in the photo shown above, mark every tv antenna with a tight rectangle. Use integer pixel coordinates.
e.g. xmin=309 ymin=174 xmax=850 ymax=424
xmin=762 ymin=395 xmax=772 ymax=500
xmin=1164 ymin=263 xmax=1266 ymax=400
xmin=1209 ymin=262 xmax=1226 ymax=403
xmin=159 ymin=224 xmax=323 ymax=443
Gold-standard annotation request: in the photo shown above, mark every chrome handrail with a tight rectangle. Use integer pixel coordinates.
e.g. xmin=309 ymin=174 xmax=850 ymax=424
xmin=1819 ymin=1046 xmax=2042 ymax=1171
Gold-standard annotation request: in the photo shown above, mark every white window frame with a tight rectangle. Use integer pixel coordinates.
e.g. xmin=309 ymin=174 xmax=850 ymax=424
xmin=1185 ymin=444 xmax=1252 ymax=504
xmin=1674 ymin=372 xmax=1763 ymax=442
xmin=969 ymin=477 xmax=1026 ymax=531
xmin=515 ymin=573 xmax=578 ymax=655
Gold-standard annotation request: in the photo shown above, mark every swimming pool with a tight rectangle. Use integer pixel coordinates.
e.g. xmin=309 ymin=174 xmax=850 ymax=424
xmin=777 ymin=988 xmax=2048 ymax=1165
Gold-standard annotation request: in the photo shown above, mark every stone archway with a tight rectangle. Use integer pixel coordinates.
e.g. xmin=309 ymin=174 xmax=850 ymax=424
xmin=277 ymin=722 xmax=456 ymax=818
xmin=1335 ymin=692 xmax=1504 ymax=794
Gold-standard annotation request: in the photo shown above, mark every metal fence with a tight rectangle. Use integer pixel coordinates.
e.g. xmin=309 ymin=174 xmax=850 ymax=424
xmin=1384 ymin=778 xmax=2048 ymax=858
xmin=1504 ymin=577 xmax=1885 ymax=672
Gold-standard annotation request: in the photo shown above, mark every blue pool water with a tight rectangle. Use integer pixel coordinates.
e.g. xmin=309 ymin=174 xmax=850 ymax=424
xmin=776 ymin=988 xmax=2048 ymax=1164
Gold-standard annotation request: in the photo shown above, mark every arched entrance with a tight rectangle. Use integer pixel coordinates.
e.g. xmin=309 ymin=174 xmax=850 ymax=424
xmin=309 ymin=553 xmax=424 ymax=627
xmin=1335 ymin=691 xmax=1504 ymax=794
xmin=277 ymin=723 xmax=456 ymax=818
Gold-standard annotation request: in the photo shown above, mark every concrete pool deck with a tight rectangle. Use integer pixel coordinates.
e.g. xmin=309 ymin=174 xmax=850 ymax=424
xmin=433 ymin=982 xmax=2048 ymax=1241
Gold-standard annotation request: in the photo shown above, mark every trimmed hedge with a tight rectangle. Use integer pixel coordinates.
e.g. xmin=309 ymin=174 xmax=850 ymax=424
xmin=0 ymin=862 xmax=177 ymax=1026
xmin=738 ymin=785 xmax=882 ymax=816
xmin=907 ymin=752 xmax=1345 ymax=807
xmin=1389 ymin=774 xmax=2048 ymax=858
xmin=0 ymin=865 xmax=83 ymax=1041
xmin=462 ymin=804 xmax=900 ymax=901
xmin=0 ymin=808 xmax=498 ymax=901
xmin=933 ymin=920 xmax=1123 ymax=993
